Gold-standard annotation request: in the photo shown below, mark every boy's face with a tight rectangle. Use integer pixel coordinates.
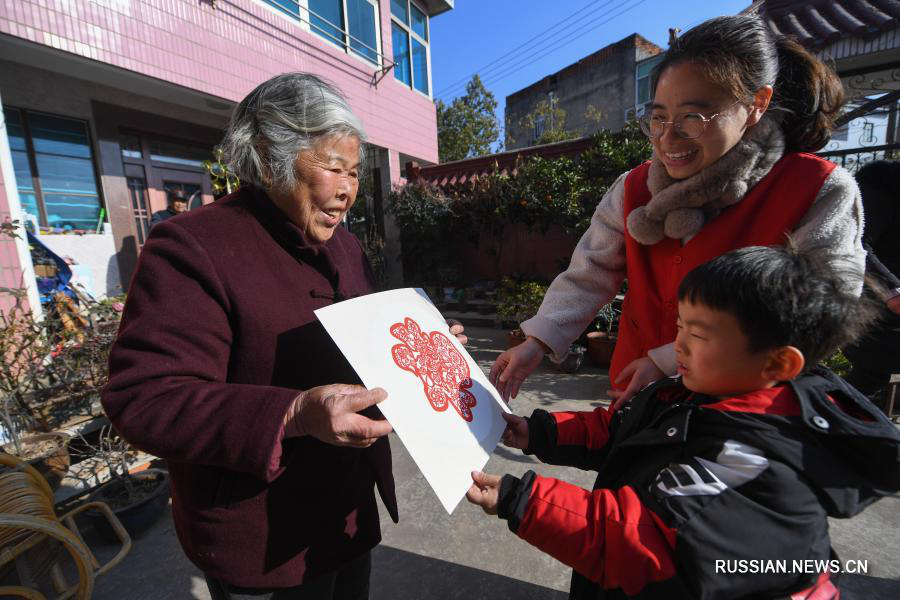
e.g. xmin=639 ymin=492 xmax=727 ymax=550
xmin=674 ymin=300 xmax=774 ymax=398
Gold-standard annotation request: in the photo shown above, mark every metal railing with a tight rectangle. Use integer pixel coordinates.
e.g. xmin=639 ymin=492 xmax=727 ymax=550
xmin=260 ymin=0 xmax=396 ymax=84
xmin=817 ymin=143 xmax=899 ymax=173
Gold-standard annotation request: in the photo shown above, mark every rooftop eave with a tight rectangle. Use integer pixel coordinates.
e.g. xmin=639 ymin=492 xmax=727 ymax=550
xmin=418 ymin=0 xmax=453 ymax=17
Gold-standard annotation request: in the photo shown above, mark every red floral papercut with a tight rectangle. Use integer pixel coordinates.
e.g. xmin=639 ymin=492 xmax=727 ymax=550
xmin=389 ymin=316 xmax=477 ymax=422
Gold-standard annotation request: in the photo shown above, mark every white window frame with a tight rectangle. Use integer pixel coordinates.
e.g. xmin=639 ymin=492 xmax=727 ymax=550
xmin=391 ymin=0 xmax=432 ymax=98
xmin=257 ymin=0 xmax=383 ymax=69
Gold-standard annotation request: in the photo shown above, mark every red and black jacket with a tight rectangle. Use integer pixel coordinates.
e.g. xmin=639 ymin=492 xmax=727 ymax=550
xmin=496 ymin=369 xmax=900 ymax=599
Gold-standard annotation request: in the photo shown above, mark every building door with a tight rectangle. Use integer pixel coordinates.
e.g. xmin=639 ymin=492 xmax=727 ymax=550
xmin=158 ymin=171 xmax=206 ymax=213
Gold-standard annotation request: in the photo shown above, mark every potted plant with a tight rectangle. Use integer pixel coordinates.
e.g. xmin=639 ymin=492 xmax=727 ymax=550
xmin=496 ymin=278 xmax=548 ymax=349
xmin=77 ymin=426 xmax=170 ymax=541
xmin=586 ymin=302 xmax=619 ymax=368
xmin=0 ymin=259 xmax=123 ymax=487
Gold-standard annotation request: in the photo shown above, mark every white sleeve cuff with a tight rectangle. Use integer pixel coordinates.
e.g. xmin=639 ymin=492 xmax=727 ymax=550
xmin=647 ymin=342 xmax=678 ymax=376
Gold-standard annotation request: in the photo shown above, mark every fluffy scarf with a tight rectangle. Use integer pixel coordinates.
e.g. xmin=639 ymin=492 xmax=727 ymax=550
xmin=626 ymin=115 xmax=786 ymax=245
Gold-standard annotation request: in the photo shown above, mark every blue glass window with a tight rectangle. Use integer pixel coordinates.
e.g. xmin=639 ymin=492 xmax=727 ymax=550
xmin=391 ymin=0 xmax=409 ymax=24
xmin=2 ymin=108 xmax=102 ymax=230
xmin=267 ymin=0 xmax=300 ymax=17
xmin=392 ymin=23 xmax=411 ymax=85
xmin=412 ymin=38 xmax=428 ymax=94
xmin=3 ymin=109 xmax=40 ymax=222
xmin=310 ymin=0 xmax=344 ymax=46
xmin=411 ymin=4 xmax=427 ymax=40
xmin=347 ymin=0 xmax=378 ymax=64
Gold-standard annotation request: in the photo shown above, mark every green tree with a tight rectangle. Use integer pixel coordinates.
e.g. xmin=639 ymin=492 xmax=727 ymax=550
xmin=507 ymin=98 xmax=578 ymax=148
xmin=436 ymin=75 xmax=500 ymax=163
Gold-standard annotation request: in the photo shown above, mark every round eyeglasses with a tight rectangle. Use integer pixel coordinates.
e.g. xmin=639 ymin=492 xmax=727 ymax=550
xmin=639 ymin=101 xmax=743 ymax=140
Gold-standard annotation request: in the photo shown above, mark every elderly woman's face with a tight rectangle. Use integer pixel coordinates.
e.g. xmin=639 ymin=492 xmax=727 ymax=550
xmin=271 ymin=135 xmax=360 ymax=243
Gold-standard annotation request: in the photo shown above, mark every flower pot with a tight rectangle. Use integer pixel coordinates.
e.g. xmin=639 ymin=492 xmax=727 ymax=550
xmin=87 ymin=468 xmax=171 ymax=541
xmin=586 ymin=331 xmax=616 ymax=368
xmin=507 ymin=329 xmax=527 ymax=349
xmin=3 ymin=432 xmax=70 ymax=489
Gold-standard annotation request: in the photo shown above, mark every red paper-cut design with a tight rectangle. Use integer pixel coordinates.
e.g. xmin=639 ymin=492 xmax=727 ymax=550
xmin=389 ymin=316 xmax=477 ymax=422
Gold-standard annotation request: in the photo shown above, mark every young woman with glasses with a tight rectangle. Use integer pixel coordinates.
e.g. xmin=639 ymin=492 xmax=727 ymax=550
xmin=491 ymin=15 xmax=864 ymax=408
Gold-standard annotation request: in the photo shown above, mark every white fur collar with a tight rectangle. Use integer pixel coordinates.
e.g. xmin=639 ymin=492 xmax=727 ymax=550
xmin=626 ymin=115 xmax=786 ymax=245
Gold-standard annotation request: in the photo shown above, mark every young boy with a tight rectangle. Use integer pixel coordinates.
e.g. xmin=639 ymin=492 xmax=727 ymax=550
xmin=467 ymin=246 xmax=900 ymax=600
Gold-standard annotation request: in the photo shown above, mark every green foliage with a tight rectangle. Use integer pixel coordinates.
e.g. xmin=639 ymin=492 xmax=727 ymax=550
xmin=496 ymin=278 xmax=548 ymax=324
xmin=436 ymin=75 xmax=500 ymax=163
xmin=820 ymin=348 xmax=852 ymax=378
xmin=389 ymin=122 xmax=652 ymax=284
xmin=507 ymin=98 xmax=576 ymax=148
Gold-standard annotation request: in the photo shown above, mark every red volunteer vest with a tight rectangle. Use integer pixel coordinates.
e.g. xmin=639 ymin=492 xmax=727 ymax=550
xmin=610 ymin=153 xmax=836 ymax=387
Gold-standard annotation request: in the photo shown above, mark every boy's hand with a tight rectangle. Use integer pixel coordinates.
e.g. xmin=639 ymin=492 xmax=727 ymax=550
xmin=501 ymin=412 xmax=529 ymax=450
xmin=466 ymin=470 xmax=501 ymax=515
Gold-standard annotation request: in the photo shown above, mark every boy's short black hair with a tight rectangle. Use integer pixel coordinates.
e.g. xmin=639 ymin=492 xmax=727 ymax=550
xmin=677 ymin=245 xmax=866 ymax=367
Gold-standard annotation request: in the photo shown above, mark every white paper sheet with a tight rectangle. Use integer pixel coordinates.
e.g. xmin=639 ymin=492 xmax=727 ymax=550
xmin=315 ymin=288 xmax=510 ymax=513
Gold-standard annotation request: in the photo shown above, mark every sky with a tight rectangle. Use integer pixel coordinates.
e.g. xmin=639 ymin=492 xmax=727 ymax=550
xmin=429 ymin=0 xmax=751 ymax=139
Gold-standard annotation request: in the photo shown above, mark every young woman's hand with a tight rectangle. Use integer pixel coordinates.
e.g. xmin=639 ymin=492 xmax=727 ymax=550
xmin=608 ymin=357 xmax=664 ymax=409
xmin=490 ymin=337 xmax=547 ymax=400
xmin=500 ymin=412 xmax=529 ymax=450
xmin=466 ymin=470 xmax=502 ymax=515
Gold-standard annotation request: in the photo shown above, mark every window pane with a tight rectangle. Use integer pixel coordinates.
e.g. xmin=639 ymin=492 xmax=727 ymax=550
xmin=391 ymin=0 xmax=408 ymax=24
xmin=43 ymin=193 xmax=101 ymax=231
xmin=310 ymin=0 xmax=345 ymax=47
xmin=411 ymin=4 xmax=427 ymax=40
xmin=35 ymin=154 xmax=98 ymax=195
xmin=4 ymin=108 xmax=27 ymax=152
xmin=637 ymin=77 xmax=650 ymax=105
xmin=121 ymin=132 xmax=142 ymax=158
xmin=18 ymin=192 xmax=40 ymax=224
xmin=4 ymin=109 xmax=36 ymax=216
xmin=348 ymin=0 xmax=378 ymax=63
xmin=392 ymin=23 xmax=411 ymax=85
xmin=29 ymin=113 xmax=92 ymax=158
xmin=412 ymin=38 xmax=428 ymax=94
xmin=149 ymin=139 xmax=210 ymax=168
xmin=267 ymin=0 xmax=300 ymax=17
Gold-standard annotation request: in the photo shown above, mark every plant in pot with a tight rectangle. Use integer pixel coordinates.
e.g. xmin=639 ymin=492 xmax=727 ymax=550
xmin=76 ymin=426 xmax=170 ymax=541
xmin=0 ymin=294 xmax=72 ymax=487
xmin=496 ymin=278 xmax=548 ymax=349
xmin=0 ymin=290 xmax=121 ymax=487
xmin=586 ymin=302 xmax=620 ymax=368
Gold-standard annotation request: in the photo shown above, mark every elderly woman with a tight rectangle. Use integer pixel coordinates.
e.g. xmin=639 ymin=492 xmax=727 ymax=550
xmin=102 ymin=73 xmax=437 ymax=599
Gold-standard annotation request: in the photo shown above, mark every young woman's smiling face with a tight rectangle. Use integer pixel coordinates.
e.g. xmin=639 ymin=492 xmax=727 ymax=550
xmin=650 ymin=62 xmax=757 ymax=180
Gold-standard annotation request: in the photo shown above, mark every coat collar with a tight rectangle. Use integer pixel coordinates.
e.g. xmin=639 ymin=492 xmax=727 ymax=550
xmin=243 ymin=186 xmax=350 ymax=299
xmin=247 ymin=186 xmax=327 ymax=259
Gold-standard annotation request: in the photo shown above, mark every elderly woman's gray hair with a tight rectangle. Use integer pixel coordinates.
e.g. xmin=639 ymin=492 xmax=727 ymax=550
xmin=221 ymin=73 xmax=366 ymax=192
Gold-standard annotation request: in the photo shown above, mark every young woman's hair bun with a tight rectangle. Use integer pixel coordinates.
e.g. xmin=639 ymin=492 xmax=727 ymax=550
xmin=773 ymin=36 xmax=845 ymax=153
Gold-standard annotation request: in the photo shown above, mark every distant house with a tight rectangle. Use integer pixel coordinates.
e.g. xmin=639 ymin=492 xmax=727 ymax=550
xmin=745 ymin=0 xmax=900 ymax=166
xmin=504 ymin=34 xmax=662 ymax=150
xmin=0 ymin=0 xmax=454 ymax=314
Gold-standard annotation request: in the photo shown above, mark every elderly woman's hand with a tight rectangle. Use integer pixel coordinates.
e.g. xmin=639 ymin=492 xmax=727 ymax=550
xmin=283 ymin=384 xmax=392 ymax=447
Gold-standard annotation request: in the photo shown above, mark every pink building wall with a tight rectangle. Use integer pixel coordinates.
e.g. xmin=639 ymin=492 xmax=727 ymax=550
xmin=0 ymin=157 xmax=24 ymax=316
xmin=0 ymin=0 xmax=439 ymax=164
